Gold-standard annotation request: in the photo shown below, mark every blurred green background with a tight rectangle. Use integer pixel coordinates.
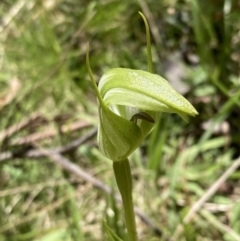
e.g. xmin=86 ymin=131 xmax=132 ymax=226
xmin=1 ymin=0 xmax=240 ymax=240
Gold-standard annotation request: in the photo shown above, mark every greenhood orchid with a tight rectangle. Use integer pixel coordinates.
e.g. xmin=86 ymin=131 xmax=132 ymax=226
xmin=87 ymin=66 xmax=198 ymax=162
xmin=86 ymin=14 xmax=198 ymax=162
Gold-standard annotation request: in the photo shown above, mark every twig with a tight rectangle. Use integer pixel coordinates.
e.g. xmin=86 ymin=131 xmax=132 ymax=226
xmin=0 ymin=113 xmax=42 ymax=142
xmin=171 ymin=156 xmax=240 ymax=240
xmin=11 ymin=120 xmax=91 ymax=146
xmin=0 ymin=127 xmax=97 ymax=162
xmin=34 ymin=146 xmax=162 ymax=236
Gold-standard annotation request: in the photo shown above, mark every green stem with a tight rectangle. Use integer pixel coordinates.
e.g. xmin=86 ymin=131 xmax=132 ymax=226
xmin=113 ymin=159 xmax=138 ymax=241
xmin=86 ymin=43 xmax=105 ymax=107
xmin=139 ymin=12 xmax=153 ymax=73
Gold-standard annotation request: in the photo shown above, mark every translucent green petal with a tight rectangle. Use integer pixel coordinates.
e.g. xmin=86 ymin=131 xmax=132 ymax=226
xmin=98 ymin=104 xmax=143 ymax=161
xmin=99 ymin=68 xmax=198 ymax=118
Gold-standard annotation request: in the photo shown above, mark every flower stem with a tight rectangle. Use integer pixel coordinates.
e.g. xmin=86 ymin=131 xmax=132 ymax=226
xmin=139 ymin=12 xmax=153 ymax=73
xmin=113 ymin=159 xmax=138 ymax=241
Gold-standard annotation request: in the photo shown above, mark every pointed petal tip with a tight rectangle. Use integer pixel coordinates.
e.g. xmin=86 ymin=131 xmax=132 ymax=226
xmin=192 ymin=109 xmax=199 ymax=116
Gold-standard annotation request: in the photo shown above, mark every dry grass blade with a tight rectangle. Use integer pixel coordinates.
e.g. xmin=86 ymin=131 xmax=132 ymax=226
xmin=0 ymin=127 xmax=97 ymax=162
xmin=11 ymin=120 xmax=91 ymax=146
xmin=0 ymin=0 xmax=26 ymax=33
xmin=171 ymin=156 xmax=240 ymax=241
xmin=0 ymin=113 xmax=42 ymax=142
xmin=0 ymin=77 xmax=21 ymax=108
xmin=0 ymin=179 xmax=68 ymax=197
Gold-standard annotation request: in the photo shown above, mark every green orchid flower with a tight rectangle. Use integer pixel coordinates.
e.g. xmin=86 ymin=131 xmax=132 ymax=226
xmin=87 ymin=65 xmax=198 ymax=162
xmin=86 ymin=14 xmax=198 ymax=162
